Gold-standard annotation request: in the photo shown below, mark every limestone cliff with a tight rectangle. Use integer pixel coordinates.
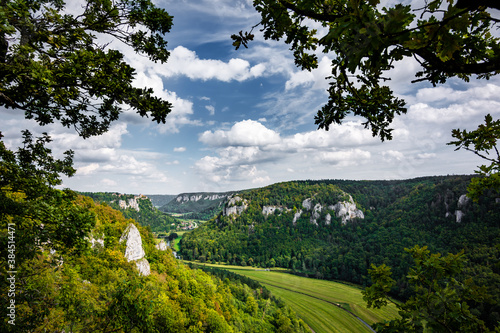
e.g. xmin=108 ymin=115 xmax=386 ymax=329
xmin=330 ymin=195 xmax=365 ymax=224
xmin=299 ymin=194 xmax=364 ymax=225
xmin=120 ymin=223 xmax=150 ymax=276
xmin=155 ymin=239 xmax=168 ymax=251
xmin=223 ymin=196 xmax=248 ymax=216
xmin=454 ymin=194 xmax=471 ymax=223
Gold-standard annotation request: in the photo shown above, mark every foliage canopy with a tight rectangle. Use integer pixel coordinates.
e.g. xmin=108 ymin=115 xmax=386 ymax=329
xmin=364 ymin=245 xmax=492 ymax=332
xmin=233 ymin=0 xmax=500 ymax=141
xmin=0 ymin=0 xmax=173 ymax=138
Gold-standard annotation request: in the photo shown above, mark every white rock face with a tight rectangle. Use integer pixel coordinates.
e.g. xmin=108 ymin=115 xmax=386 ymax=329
xmin=292 ymin=210 xmax=302 ymax=225
xmin=302 ymin=198 xmax=313 ymax=210
xmin=224 ymin=196 xmax=248 ymax=216
xmin=120 ymin=223 xmax=150 ymax=276
xmin=89 ymin=237 xmax=105 ymax=249
xmin=449 ymin=194 xmax=470 ymax=222
xmin=458 ymin=194 xmax=470 ymax=208
xmin=262 ymin=205 xmax=281 ymax=216
xmin=325 ymin=213 xmax=331 ymax=225
xmin=300 ymin=195 xmax=363 ymax=225
xmin=155 ymin=240 xmax=168 ymax=251
xmin=135 ymin=258 xmax=151 ymax=276
xmin=190 ymin=194 xmax=203 ymax=201
xmin=87 ymin=234 xmax=105 ymax=249
xmin=331 ymin=195 xmax=364 ymax=224
xmin=310 ymin=203 xmax=323 ymax=226
xmin=204 ymin=194 xmax=227 ymax=201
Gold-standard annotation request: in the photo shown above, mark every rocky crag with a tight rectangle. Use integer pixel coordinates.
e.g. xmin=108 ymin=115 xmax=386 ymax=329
xmin=120 ymin=223 xmax=150 ymax=276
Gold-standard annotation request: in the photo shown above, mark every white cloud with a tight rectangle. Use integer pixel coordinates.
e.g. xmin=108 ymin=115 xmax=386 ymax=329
xmin=195 ymin=120 xmax=380 ymax=187
xmin=285 ymin=56 xmax=332 ymax=91
xmin=101 ymin=178 xmax=118 ymax=187
xmin=130 ymin=72 xmax=200 ymax=134
xmin=415 ymin=84 xmax=500 ymax=104
xmin=174 ymin=147 xmax=186 ymax=152
xmin=283 ymin=122 xmax=378 ymax=149
xmin=76 ymin=163 xmax=100 ymax=176
xmin=407 ymin=100 xmax=500 ymax=124
xmin=205 ymin=105 xmax=215 ymax=116
xmin=163 ymin=46 xmax=266 ymax=82
xmin=200 ymin=119 xmax=281 ymax=147
xmin=382 ymin=150 xmax=405 ymax=162
xmin=316 ymin=149 xmax=371 ymax=166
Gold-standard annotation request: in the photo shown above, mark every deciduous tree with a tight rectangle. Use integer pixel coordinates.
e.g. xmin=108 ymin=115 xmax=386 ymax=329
xmin=363 ymin=245 xmax=493 ymax=332
xmin=0 ymin=0 xmax=173 ymax=138
xmin=448 ymin=114 xmax=500 ymax=200
xmin=234 ymin=0 xmax=500 ymax=141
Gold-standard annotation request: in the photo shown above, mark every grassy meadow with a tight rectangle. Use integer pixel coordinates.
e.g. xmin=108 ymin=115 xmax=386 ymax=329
xmin=171 ymin=230 xmax=186 ymax=252
xmin=186 ymin=263 xmax=400 ymax=333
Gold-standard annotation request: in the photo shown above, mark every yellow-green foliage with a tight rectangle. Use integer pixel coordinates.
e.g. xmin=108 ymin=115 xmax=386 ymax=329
xmin=1 ymin=195 xmax=308 ymax=332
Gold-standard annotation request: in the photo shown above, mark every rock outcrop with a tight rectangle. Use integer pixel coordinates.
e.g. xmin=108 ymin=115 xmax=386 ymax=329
xmin=299 ymin=194 xmax=364 ymax=225
xmin=176 ymin=193 xmax=230 ymax=203
xmin=120 ymin=223 xmax=150 ymax=276
xmin=292 ymin=210 xmax=302 ymax=225
xmin=223 ymin=196 xmax=248 ymax=216
xmin=310 ymin=203 xmax=323 ymax=226
xmin=155 ymin=239 xmax=168 ymax=251
xmin=262 ymin=205 xmax=282 ymax=216
xmin=118 ymin=195 xmax=147 ymax=212
xmin=454 ymin=194 xmax=471 ymax=223
xmin=330 ymin=195 xmax=365 ymax=224
xmin=87 ymin=234 xmax=105 ymax=249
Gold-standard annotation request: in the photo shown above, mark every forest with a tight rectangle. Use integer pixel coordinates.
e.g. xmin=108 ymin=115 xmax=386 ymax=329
xmin=0 ymin=191 xmax=309 ymax=332
xmin=180 ymin=176 xmax=500 ymax=329
xmin=2 ymin=0 xmax=500 ymax=331
xmin=80 ymin=192 xmax=181 ymax=233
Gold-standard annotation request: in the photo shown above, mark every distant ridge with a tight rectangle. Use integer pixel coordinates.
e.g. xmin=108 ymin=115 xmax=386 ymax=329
xmin=146 ymin=194 xmax=177 ymax=208
xmin=159 ymin=191 xmax=238 ymax=219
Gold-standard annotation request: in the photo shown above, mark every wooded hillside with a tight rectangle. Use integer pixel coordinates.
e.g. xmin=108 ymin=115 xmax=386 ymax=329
xmin=181 ymin=176 xmax=500 ymax=328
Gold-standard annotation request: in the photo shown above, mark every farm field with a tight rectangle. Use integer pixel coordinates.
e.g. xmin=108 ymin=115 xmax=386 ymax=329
xmin=187 ymin=263 xmax=400 ymax=333
xmin=171 ymin=230 xmax=187 ymax=252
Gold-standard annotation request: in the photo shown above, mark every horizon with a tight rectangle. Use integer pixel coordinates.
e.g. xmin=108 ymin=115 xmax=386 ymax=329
xmin=84 ymin=173 xmax=477 ymax=196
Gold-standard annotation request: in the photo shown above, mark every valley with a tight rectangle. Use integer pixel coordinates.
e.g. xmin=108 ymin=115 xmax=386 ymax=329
xmin=76 ymin=175 xmax=500 ymax=331
xmin=187 ymin=263 xmax=400 ymax=333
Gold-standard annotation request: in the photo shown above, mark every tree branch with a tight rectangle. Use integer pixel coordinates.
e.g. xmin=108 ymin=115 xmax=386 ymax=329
xmin=277 ymin=0 xmax=342 ymax=22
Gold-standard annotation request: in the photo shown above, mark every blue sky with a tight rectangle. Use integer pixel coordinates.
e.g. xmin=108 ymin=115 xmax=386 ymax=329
xmin=2 ymin=0 xmax=500 ymax=194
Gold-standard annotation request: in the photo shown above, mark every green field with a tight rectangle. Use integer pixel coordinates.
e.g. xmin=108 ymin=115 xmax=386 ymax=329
xmin=170 ymin=230 xmax=187 ymax=252
xmin=188 ymin=263 xmax=400 ymax=333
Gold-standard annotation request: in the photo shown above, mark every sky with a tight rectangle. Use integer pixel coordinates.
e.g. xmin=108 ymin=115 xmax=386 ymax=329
xmin=1 ymin=0 xmax=500 ymax=195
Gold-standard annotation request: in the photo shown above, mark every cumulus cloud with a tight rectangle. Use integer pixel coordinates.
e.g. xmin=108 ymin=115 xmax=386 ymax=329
xmin=407 ymin=100 xmax=500 ymax=124
xmin=285 ymin=56 xmax=332 ymax=91
xmin=194 ymin=119 xmax=378 ymax=186
xmin=76 ymin=163 xmax=100 ymax=176
xmin=174 ymin=147 xmax=186 ymax=152
xmin=382 ymin=150 xmax=405 ymax=162
xmin=315 ymin=149 xmax=371 ymax=166
xmin=163 ymin=46 xmax=266 ymax=82
xmin=200 ymin=119 xmax=281 ymax=147
xmin=283 ymin=122 xmax=378 ymax=149
xmin=415 ymin=84 xmax=500 ymax=104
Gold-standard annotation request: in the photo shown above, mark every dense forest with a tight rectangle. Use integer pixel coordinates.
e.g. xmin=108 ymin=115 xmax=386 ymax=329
xmin=80 ymin=192 xmax=180 ymax=233
xmin=159 ymin=192 xmax=235 ymax=221
xmin=0 ymin=193 xmax=308 ymax=332
xmin=180 ymin=176 xmax=500 ymax=328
